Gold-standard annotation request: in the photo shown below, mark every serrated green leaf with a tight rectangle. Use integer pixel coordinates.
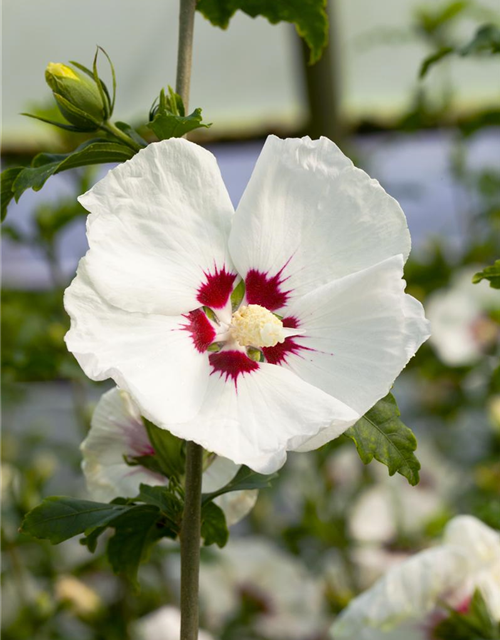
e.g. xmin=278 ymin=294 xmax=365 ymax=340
xmin=20 ymin=496 xmax=135 ymax=544
xmin=473 ymin=261 xmax=500 ymax=289
xmin=201 ymin=502 xmax=229 ymax=548
xmin=148 ymin=88 xmax=211 ymax=140
xmin=344 ymin=393 xmax=421 ymax=485
xmin=197 ymin=0 xmax=329 ymax=64
xmin=106 ymin=505 xmax=163 ymax=589
xmin=1 ymin=167 xmax=23 ymax=221
xmin=12 ymin=140 xmax=135 ymax=202
xmin=202 ymin=464 xmax=277 ymax=505
xmin=144 ymin=419 xmax=185 ymax=479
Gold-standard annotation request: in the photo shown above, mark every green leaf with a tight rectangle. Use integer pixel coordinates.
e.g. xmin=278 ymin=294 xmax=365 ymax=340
xmin=473 ymin=261 xmax=500 ymax=289
xmin=420 ymin=47 xmax=454 ymax=77
xmin=106 ymin=505 xmax=163 ymax=589
xmin=1 ymin=167 xmax=23 ymax=221
xmin=148 ymin=88 xmax=211 ymax=140
xmin=434 ymin=589 xmax=500 ymax=639
xmin=135 ymin=484 xmax=183 ymax=534
xmin=344 ymin=393 xmax=421 ymax=485
xmin=144 ymin=419 xmax=186 ymax=479
xmin=201 ymin=502 xmax=229 ymax=548
xmin=12 ymin=140 xmax=135 ymax=202
xmin=20 ymin=496 xmax=135 ymax=544
xmin=196 ymin=0 xmax=329 ymax=64
xmin=80 ymin=525 xmax=108 ymax=553
xmin=460 ymin=24 xmax=500 ymax=56
xmin=202 ymin=465 xmax=277 ymax=505
xmin=115 ymin=121 xmax=148 ymax=147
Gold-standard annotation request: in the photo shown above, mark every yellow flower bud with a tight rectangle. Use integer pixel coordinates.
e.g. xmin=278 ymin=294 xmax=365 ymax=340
xmin=45 ymin=61 xmax=108 ymax=130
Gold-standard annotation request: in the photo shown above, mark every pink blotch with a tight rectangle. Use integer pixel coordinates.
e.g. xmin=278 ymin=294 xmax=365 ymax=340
xmin=181 ymin=309 xmax=216 ymax=353
xmin=197 ymin=266 xmax=237 ymax=309
xmin=262 ymin=316 xmax=315 ymax=365
xmin=245 ymin=265 xmax=292 ymax=311
xmin=209 ymin=350 xmax=259 ymax=387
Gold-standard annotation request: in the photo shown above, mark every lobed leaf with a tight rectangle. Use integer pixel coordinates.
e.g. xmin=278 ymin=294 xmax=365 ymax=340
xmin=472 ymin=260 xmax=500 ymax=289
xmin=196 ymin=0 xmax=329 ymax=64
xmin=148 ymin=88 xmax=211 ymax=140
xmin=344 ymin=393 xmax=421 ymax=486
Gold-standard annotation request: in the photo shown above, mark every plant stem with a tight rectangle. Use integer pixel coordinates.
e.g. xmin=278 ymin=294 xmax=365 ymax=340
xmin=176 ymin=2 xmax=200 ymax=637
xmin=175 ymin=0 xmax=197 ymax=110
xmin=180 ymin=441 xmax=204 ymax=640
xmin=100 ymin=122 xmax=142 ymax=151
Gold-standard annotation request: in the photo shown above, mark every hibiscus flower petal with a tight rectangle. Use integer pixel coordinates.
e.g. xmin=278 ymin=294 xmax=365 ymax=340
xmin=81 ymin=387 xmax=167 ymax=502
xmin=274 ymin=256 xmax=430 ymax=452
xmin=166 ymin=355 xmax=359 ymax=474
xmin=65 ymin=260 xmax=210 ymax=423
xmin=79 ymin=139 xmax=236 ymax=315
xmin=229 ymin=135 xmax=410 ymax=311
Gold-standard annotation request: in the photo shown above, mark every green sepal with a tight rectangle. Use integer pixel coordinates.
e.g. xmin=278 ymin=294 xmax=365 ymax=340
xmin=21 ymin=112 xmax=91 ymax=132
xmin=230 ymin=279 xmax=245 ymax=309
xmin=344 ymin=393 xmax=421 ymax=486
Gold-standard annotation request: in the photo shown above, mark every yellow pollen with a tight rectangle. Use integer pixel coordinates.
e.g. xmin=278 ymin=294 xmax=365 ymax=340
xmin=46 ymin=62 xmax=79 ymax=80
xmin=231 ymin=304 xmax=285 ymax=348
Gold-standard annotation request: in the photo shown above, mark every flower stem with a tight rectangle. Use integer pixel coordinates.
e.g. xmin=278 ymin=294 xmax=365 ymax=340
xmin=175 ymin=0 xmax=197 ymax=110
xmin=180 ymin=440 xmax=204 ymax=640
xmin=100 ymin=121 xmax=142 ymax=151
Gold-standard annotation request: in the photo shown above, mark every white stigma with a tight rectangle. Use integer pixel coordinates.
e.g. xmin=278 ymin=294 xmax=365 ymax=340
xmin=231 ymin=304 xmax=286 ymax=348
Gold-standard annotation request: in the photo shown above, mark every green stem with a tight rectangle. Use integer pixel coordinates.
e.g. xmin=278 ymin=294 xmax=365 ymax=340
xmin=180 ymin=441 xmax=204 ymax=640
xmin=100 ymin=122 xmax=141 ymax=151
xmin=175 ymin=0 xmax=197 ymax=110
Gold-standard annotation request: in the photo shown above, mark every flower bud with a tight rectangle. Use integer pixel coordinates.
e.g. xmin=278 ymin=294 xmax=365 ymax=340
xmin=45 ymin=62 xmax=108 ymax=130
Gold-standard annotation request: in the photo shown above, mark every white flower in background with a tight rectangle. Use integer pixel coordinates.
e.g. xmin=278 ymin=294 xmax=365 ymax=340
xmin=133 ymin=606 xmax=213 ymax=640
xmin=331 ymin=515 xmax=500 ymax=639
xmin=65 ymin=135 xmax=429 ymax=473
xmin=427 ymin=267 xmax=499 ymax=366
xmin=195 ymin=537 xmax=327 ymax=639
xmin=55 ymin=575 xmax=102 ymax=617
xmin=349 ymin=443 xmax=458 ymax=546
xmin=81 ymin=387 xmax=257 ymax=526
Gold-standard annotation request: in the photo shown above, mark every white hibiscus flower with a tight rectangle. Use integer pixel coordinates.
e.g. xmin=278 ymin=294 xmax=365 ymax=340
xmin=331 ymin=515 xmax=500 ymax=639
xmin=195 ymin=537 xmax=327 ymax=639
xmin=65 ymin=135 xmax=429 ymax=473
xmin=81 ymin=387 xmax=257 ymax=526
xmin=427 ymin=267 xmax=500 ymax=367
xmin=133 ymin=606 xmax=214 ymax=640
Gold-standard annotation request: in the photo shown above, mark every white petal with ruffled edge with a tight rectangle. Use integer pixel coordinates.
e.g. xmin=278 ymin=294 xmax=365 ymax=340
xmin=331 ymin=546 xmax=469 ymax=639
xmin=82 ymin=387 xmax=257 ymax=525
xmin=65 ymin=261 xmax=210 ymax=424
xmin=166 ymin=361 xmax=359 ymax=474
xmin=81 ymin=387 xmax=167 ymax=502
xmin=269 ymin=256 xmax=430 ymax=451
xmin=229 ymin=136 xmax=411 ymax=308
xmin=79 ymin=139 xmax=235 ymax=316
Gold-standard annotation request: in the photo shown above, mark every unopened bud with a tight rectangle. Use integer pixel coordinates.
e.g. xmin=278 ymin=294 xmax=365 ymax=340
xmin=45 ymin=62 xmax=108 ymax=130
